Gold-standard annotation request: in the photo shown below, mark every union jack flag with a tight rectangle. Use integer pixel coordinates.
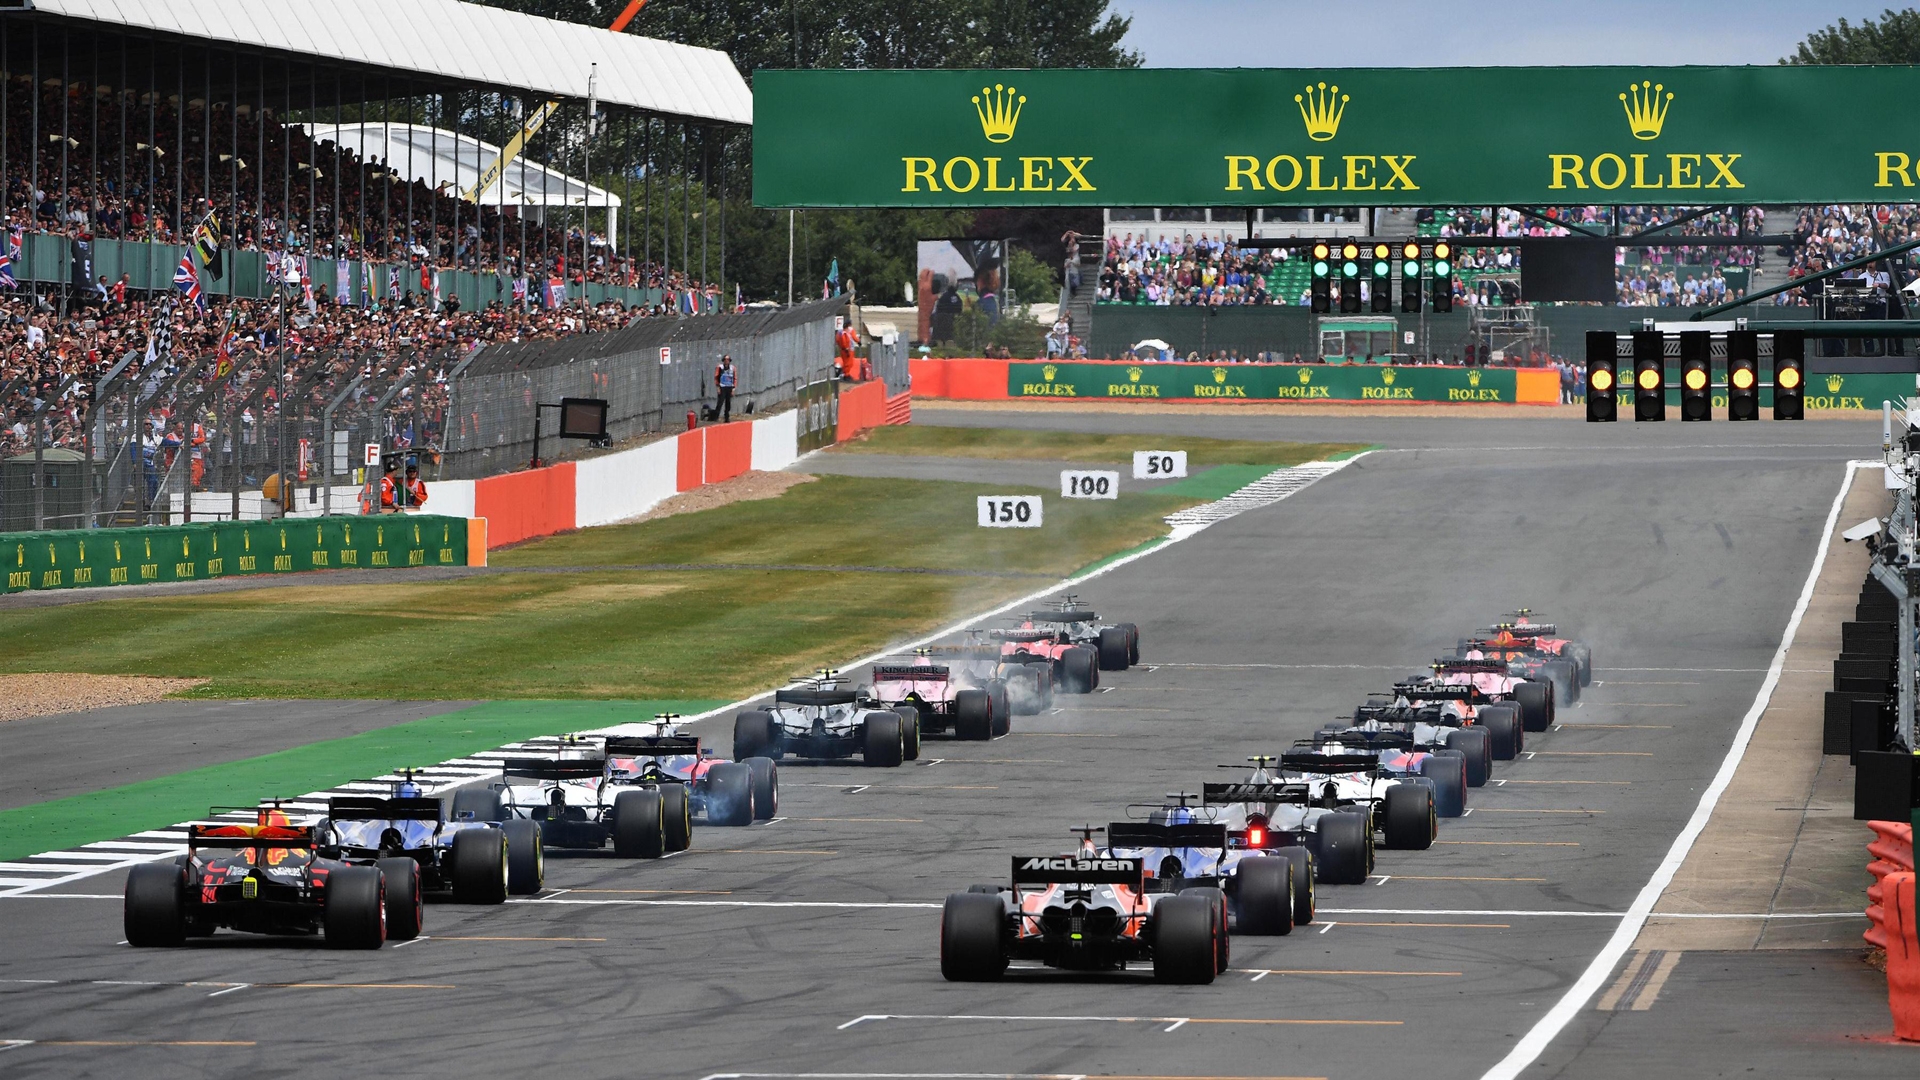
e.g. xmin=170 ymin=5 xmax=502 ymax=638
xmin=173 ymin=255 xmax=204 ymax=311
xmin=0 ymin=253 xmax=14 ymax=291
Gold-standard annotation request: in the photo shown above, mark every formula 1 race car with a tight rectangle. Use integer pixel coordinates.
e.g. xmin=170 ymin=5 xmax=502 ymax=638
xmin=1306 ymin=728 xmax=1469 ymax=817
xmin=1418 ymin=657 xmax=1554 ymax=733
xmin=465 ymin=741 xmax=682 ymax=859
xmin=1025 ymin=596 xmax=1140 ymax=671
xmin=733 ymin=671 xmax=916 ymax=766
xmin=1500 ymin=609 xmax=1593 ymax=686
xmin=992 ymin=627 xmax=1101 ymax=694
xmin=1105 ymin=797 xmax=1313 ymax=935
xmin=939 ymin=828 xmax=1224 ymax=984
xmin=1357 ymin=682 xmax=1511 ymax=774
xmin=1198 ymin=753 xmax=1388 ymax=887
xmin=868 ymin=654 xmax=1010 ymax=741
xmin=323 ymin=772 xmax=543 ymax=921
xmin=1460 ymin=625 xmax=1582 ymax=708
xmin=603 ymin=716 xmax=778 ymax=826
xmin=124 ymin=806 xmax=393 ymax=949
xmin=1252 ymin=744 xmax=1439 ymax=876
xmin=894 ymin=639 xmax=1060 ymax=718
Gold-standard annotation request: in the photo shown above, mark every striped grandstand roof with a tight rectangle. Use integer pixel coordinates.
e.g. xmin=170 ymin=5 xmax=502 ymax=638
xmin=19 ymin=0 xmax=752 ymax=126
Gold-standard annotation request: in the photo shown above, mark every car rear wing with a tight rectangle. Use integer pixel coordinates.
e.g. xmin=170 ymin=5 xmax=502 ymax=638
xmin=1204 ymin=781 xmax=1311 ymax=805
xmin=1491 ymin=622 xmax=1557 ymax=637
xmin=326 ymin=796 xmax=442 ymax=821
xmin=1028 ymin=609 xmax=1098 ymax=624
xmin=501 ymin=757 xmax=606 ymax=781
xmin=188 ymin=823 xmax=319 ymax=848
xmin=1433 ymin=659 xmax=1509 ymax=673
xmin=871 ymin=665 xmax=948 ymax=681
xmin=1011 ymin=855 xmax=1144 ymax=888
xmin=990 ymin=629 xmax=1058 ymax=643
xmin=604 ymin=735 xmax=702 ymax=757
xmin=1394 ymin=682 xmax=1484 ymax=702
xmin=1105 ymin=822 xmax=1228 ymax=851
xmin=1278 ymin=752 xmax=1381 ymax=773
xmin=925 ymin=645 xmax=1002 ymax=658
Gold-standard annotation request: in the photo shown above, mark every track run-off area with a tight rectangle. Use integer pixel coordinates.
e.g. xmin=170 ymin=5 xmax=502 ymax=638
xmin=0 ymin=408 xmax=1905 ymax=1079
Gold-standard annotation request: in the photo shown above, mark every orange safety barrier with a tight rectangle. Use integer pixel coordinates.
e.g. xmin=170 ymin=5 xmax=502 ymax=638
xmin=705 ymin=421 xmax=753 ymax=484
xmin=1514 ymin=368 xmax=1563 ymax=405
xmin=466 ymin=517 xmax=488 ymax=566
xmin=837 ymin=379 xmax=889 ymax=441
xmin=1889 ymin=872 xmax=1920 ymax=1041
xmin=885 ymin=391 xmax=913 ymax=426
xmin=473 ymin=463 xmax=576 ymax=548
xmin=1867 ymin=820 xmax=1915 ymax=950
xmin=907 ymin=357 xmax=948 ymax=398
xmin=946 ymin=358 xmax=1010 ymax=399
xmin=676 ymin=429 xmax=705 ymax=491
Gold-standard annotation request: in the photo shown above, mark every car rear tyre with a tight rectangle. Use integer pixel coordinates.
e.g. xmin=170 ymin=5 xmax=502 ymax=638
xmin=376 ymin=857 xmax=423 ymax=941
xmin=450 ymin=788 xmax=504 ymax=824
xmin=612 ymin=789 xmax=666 ymax=859
xmin=324 ymin=865 xmax=387 ymax=950
xmin=1181 ymin=887 xmax=1231 ymax=972
xmin=1445 ymin=727 xmax=1492 ymax=787
xmin=893 ymin=706 xmax=922 ymax=760
xmin=1513 ymin=681 xmax=1551 ymax=732
xmin=1151 ymin=895 xmax=1217 ymax=985
xmin=706 ymin=762 xmax=754 ymax=826
xmin=746 ymin=756 xmax=778 ymax=820
xmin=1421 ymin=750 xmax=1468 ymax=818
xmin=124 ymin=861 xmax=186 ymax=947
xmin=1097 ymin=627 xmax=1130 ymax=670
xmin=1383 ymin=784 xmax=1437 ymax=851
xmin=940 ymin=892 xmax=1008 ymax=981
xmin=450 ymin=827 xmax=509 ymax=904
xmin=953 ymin=689 xmax=993 ymax=741
xmin=659 ymin=783 xmax=693 ymax=852
xmin=1568 ymin=643 xmax=1593 ymax=686
xmin=1235 ymin=857 xmax=1293 ymax=936
xmin=1314 ymin=811 xmax=1371 ymax=885
xmin=863 ymin=712 xmax=904 ymax=767
xmin=1119 ymin=622 xmax=1140 ymax=665
xmin=733 ymin=710 xmax=782 ymax=762
xmin=986 ymin=679 xmax=1011 ymax=728
xmin=1060 ymin=646 xmax=1098 ymax=693
xmin=1544 ymin=659 xmax=1578 ymax=706
xmin=1478 ymin=704 xmax=1521 ymax=760
xmin=502 ymin=819 xmax=544 ymax=893
xmin=1277 ymin=845 xmax=1315 ymax=925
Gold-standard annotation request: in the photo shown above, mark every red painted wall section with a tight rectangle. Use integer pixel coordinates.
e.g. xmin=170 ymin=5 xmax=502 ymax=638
xmin=705 ymin=421 xmax=753 ymax=483
xmin=944 ymin=358 xmax=1010 ymax=399
xmin=907 ymin=358 xmax=947 ymax=398
xmin=473 ymin=462 xmax=577 ymax=547
xmin=836 ymin=380 xmax=888 ymax=441
xmin=676 ymin=429 xmax=706 ymax=491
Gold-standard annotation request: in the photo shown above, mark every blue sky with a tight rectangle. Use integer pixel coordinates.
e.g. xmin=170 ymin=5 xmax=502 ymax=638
xmin=1118 ymin=1 xmax=1899 ymax=67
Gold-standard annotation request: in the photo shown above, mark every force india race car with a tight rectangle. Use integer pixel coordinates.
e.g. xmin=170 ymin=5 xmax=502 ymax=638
xmin=733 ymin=671 xmax=916 ymax=766
xmin=603 ymin=716 xmax=778 ymax=826
xmin=124 ymin=805 xmax=395 ymax=949
xmin=1460 ymin=624 xmax=1583 ymax=709
xmin=1104 ymin=798 xmax=1314 ymax=935
xmin=1414 ymin=657 xmax=1554 ymax=734
xmin=867 ymin=647 xmax=1035 ymax=741
xmin=1024 ymin=596 xmax=1140 ymax=670
xmin=462 ymin=739 xmax=685 ymax=859
xmin=325 ymin=772 xmax=543 ymax=915
xmin=939 ymin=828 xmax=1225 ymax=984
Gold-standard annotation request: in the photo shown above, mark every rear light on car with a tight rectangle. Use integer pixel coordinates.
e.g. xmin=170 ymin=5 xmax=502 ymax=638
xmin=241 ymin=874 xmax=260 ymax=900
xmin=1246 ymin=815 xmax=1270 ymax=849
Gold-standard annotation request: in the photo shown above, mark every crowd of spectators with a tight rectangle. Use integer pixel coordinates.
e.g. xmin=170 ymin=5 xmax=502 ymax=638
xmin=1097 ymin=234 xmax=1277 ymax=307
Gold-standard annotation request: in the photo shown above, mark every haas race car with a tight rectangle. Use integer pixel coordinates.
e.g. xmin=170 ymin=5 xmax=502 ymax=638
xmin=325 ymin=770 xmax=544 ymax=913
xmin=470 ymin=738 xmax=687 ymax=859
xmin=734 ymin=670 xmax=917 ymax=766
xmin=603 ymin=715 xmax=778 ymax=826
xmin=124 ymin=805 xmax=397 ymax=949
xmin=940 ymin=827 xmax=1226 ymax=984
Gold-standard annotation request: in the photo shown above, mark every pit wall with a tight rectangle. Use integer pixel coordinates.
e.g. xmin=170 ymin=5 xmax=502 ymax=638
xmin=912 ymin=357 xmax=1561 ymax=405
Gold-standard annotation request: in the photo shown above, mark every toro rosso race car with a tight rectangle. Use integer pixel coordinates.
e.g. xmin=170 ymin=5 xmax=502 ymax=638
xmin=868 ymin=650 xmax=1021 ymax=741
xmin=124 ymin=805 xmax=395 ymax=949
xmin=603 ymin=715 xmax=778 ymax=826
xmin=940 ymin=827 xmax=1225 ymax=984
xmin=324 ymin=771 xmax=543 ymax=915
xmin=734 ymin=671 xmax=916 ymax=766
xmin=1026 ymin=596 xmax=1140 ymax=671
xmin=1105 ymin=797 xmax=1314 ymax=935
xmin=466 ymin=739 xmax=685 ymax=859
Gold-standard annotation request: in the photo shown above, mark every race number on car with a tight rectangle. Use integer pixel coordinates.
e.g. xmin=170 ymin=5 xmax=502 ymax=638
xmin=1133 ymin=450 xmax=1188 ymax=479
xmin=977 ymin=496 xmax=1043 ymax=528
xmin=1060 ymin=470 xmax=1119 ymax=500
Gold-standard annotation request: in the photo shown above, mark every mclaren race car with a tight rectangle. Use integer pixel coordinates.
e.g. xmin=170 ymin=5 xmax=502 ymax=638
xmin=1351 ymin=683 xmax=1510 ymax=776
xmin=733 ymin=670 xmax=915 ymax=766
xmin=939 ymin=828 xmax=1224 ymax=984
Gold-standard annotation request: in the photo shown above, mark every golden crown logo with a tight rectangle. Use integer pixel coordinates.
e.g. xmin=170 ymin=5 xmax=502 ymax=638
xmin=1295 ymin=82 xmax=1348 ymax=142
xmin=1212 ymin=366 xmax=1228 ymax=384
xmin=1042 ymin=363 xmax=1057 ymax=381
xmin=1619 ymin=80 xmax=1673 ymax=141
xmin=973 ymin=83 xmax=1025 ymax=143
xmin=1298 ymin=368 xmax=1312 ymax=384
xmin=144 ymin=537 xmax=152 ymax=559
xmin=1827 ymin=374 xmax=1844 ymax=393
xmin=1381 ymin=367 xmax=1396 ymax=385
xmin=1128 ymin=366 xmax=1143 ymax=383
xmin=1469 ymin=369 xmax=1483 ymax=387
xmin=113 ymin=540 xmax=122 ymax=561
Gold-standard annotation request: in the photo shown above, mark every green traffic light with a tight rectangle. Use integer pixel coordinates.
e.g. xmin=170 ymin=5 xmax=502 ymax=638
xmin=1373 ymin=261 xmax=1389 ymax=276
xmin=1433 ymin=259 xmax=1451 ymax=276
xmin=1312 ymin=260 xmax=1329 ymax=277
xmin=1342 ymin=261 xmax=1358 ymax=277
xmin=1402 ymin=261 xmax=1419 ymax=276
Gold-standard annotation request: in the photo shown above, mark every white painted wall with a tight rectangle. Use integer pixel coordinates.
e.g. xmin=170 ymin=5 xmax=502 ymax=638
xmin=749 ymin=409 xmax=799 ymax=472
xmin=574 ymin=436 xmax=681 ymax=528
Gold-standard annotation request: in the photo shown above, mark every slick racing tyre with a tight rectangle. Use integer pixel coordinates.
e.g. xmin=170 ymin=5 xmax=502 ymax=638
xmin=1513 ymin=680 xmax=1552 ymax=732
xmin=1314 ymin=810 xmax=1371 ymax=885
xmin=1383 ymin=784 xmax=1437 ymax=851
xmin=450 ymin=788 xmax=504 ymax=824
xmin=612 ymin=789 xmax=666 ymax=859
xmin=1234 ymin=856 xmax=1294 ymax=936
xmin=733 ymin=710 xmax=783 ymax=762
xmin=1278 ymin=845 xmax=1315 ymax=926
xmin=746 ymin=756 xmax=779 ymax=820
xmin=706 ymin=762 xmax=755 ymax=826
xmin=1151 ymin=894 xmax=1217 ymax=985
xmin=1119 ymin=622 xmax=1140 ymax=666
xmin=986 ymin=679 xmax=1012 ymax=729
xmin=1181 ymin=887 xmax=1231 ymax=974
xmin=502 ymin=819 xmax=544 ymax=894
xmin=1445 ymin=726 xmax=1492 ymax=787
xmin=324 ymin=865 xmax=387 ymax=950
xmin=1477 ymin=704 xmax=1522 ymax=760
xmin=1421 ymin=750 xmax=1468 ymax=818
xmin=894 ymin=706 xmax=923 ymax=760
xmin=1060 ymin=646 xmax=1099 ymax=693
xmin=940 ymin=892 xmax=1008 ymax=981
xmin=123 ymin=861 xmax=186 ymax=947
xmin=863 ymin=712 xmax=904 ymax=767
xmin=1543 ymin=659 xmax=1579 ymax=706
xmin=659 ymin=784 xmax=693 ymax=853
xmin=953 ymin=688 xmax=994 ymax=741
xmin=450 ymin=826 xmax=509 ymax=904
xmin=1567 ymin=642 xmax=1593 ymax=686
xmin=1097 ymin=627 xmax=1130 ymax=671
xmin=376 ymin=857 xmax=423 ymax=942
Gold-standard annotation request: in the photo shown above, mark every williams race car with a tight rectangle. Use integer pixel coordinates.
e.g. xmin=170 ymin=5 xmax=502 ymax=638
xmin=733 ymin=670 xmax=916 ymax=766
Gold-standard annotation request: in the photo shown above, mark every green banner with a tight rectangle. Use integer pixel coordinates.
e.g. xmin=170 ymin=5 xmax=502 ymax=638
xmin=2 ymin=515 xmax=469 ymax=595
xmin=1008 ymin=361 xmax=1517 ymax=402
xmin=754 ymin=66 xmax=1920 ymax=207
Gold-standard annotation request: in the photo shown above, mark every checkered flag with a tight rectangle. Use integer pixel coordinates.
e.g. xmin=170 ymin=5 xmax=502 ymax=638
xmin=146 ymin=293 xmax=177 ymax=364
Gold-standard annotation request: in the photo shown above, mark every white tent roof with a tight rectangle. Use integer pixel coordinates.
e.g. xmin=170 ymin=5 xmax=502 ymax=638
xmin=29 ymin=0 xmax=752 ymax=126
xmin=303 ymin=123 xmax=621 ymax=210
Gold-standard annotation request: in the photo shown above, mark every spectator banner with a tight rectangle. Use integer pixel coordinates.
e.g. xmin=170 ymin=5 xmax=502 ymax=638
xmin=1008 ymin=361 xmax=1520 ymax=403
xmin=755 ymin=66 xmax=1920 ymax=207
xmin=1 ymin=515 xmax=470 ymax=594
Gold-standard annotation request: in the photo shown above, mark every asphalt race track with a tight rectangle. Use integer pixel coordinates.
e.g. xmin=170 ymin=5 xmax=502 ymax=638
xmin=1 ymin=413 xmax=1905 ymax=1079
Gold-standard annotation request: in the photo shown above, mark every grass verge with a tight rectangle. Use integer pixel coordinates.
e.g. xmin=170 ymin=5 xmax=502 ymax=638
xmin=832 ymin=425 xmax=1367 ymax=465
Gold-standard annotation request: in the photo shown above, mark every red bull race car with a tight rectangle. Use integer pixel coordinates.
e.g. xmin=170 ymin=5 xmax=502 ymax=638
xmin=1502 ymin=609 xmax=1593 ymax=685
xmin=940 ymin=827 xmax=1225 ymax=984
xmin=124 ymin=805 xmax=395 ymax=949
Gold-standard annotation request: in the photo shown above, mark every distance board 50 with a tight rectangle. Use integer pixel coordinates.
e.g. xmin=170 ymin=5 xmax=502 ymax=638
xmin=1061 ymin=470 xmax=1119 ymax=500
xmin=1134 ymin=451 xmax=1188 ymax=479
xmin=978 ymin=496 xmax=1043 ymax=528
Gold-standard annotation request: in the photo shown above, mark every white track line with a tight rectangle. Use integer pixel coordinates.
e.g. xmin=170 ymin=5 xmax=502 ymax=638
xmin=1477 ymin=459 xmax=1872 ymax=1080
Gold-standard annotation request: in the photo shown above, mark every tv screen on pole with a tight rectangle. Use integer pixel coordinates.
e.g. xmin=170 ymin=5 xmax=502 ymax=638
xmin=1520 ymin=239 xmax=1615 ymax=303
xmin=917 ymin=239 xmax=1004 ymax=344
xmin=558 ymin=397 xmax=609 ymax=440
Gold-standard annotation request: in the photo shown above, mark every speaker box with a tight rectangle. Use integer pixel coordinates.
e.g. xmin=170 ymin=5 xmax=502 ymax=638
xmin=1854 ymin=750 xmax=1919 ymax=822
